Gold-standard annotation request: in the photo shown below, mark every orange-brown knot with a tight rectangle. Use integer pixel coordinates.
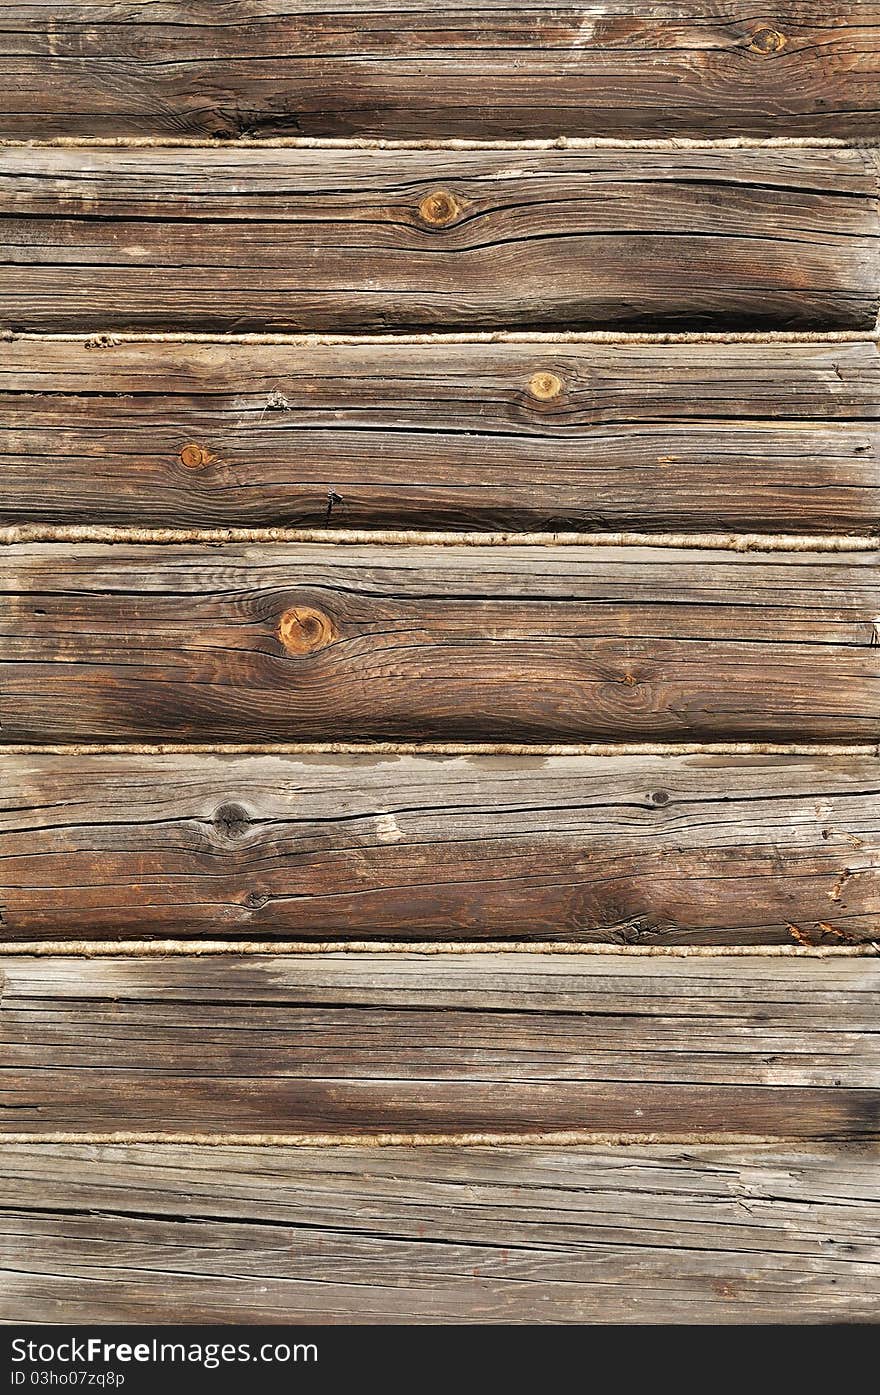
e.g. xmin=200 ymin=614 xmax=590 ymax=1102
xmin=278 ymin=604 xmax=336 ymax=656
xmin=179 ymin=443 xmax=214 ymax=469
xmin=418 ymin=189 xmax=461 ymax=226
xmin=749 ymin=27 xmax=786 ymax=54
xmin=528 ymin=371 xmax=564 ymax=401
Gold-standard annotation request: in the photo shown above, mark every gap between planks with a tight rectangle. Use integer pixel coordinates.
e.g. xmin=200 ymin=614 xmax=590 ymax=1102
xmin=1 ymin=941 xmax=875 ymax=957
xmin=5 ymin=741 xmax=879 ymax=755
xmin=8 ymin=329 xmax=878 ymax=345
xmin=3 ymin=527 xmax=877 ymax=550
xmin=1 ymin=137 xmax=872 ymax=151
xmin=0 ymin=1131 xmax=800 ymax=1148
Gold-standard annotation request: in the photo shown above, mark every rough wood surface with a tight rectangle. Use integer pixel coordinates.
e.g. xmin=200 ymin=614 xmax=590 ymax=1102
xmin=2 ymin=336 xmax=878 ymax=533
xmin=1 ymin=953 xmax=878 ymax=1138
xmin=0 ymin=145 xmax=876 ymax=332
xmin=3 ymin=751 xmax=879 ymax=944
xmin=1 ymin=1140 xmax=878 ymax=1323
xmin=3 ymin=542 xmax=879 ymax=743
xmin=0 ymin=4 xmax=878 ymax=140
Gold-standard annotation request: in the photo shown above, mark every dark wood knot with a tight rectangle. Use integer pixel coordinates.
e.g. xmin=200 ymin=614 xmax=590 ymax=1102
xmin=749 ymin=27 xmax=786 ymax=54
xmin=278 ymin=605 xmax=336 ymax=656
xmin=418 ymin=189 xmax=462 ymax=226
xmin=213 ymin=803 xmax=250 ymax=838
xmin=179 ymin=443 xmax=214 ymax=469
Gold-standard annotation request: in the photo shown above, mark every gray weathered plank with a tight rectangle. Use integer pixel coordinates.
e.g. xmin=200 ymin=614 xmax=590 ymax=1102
xmin=2 ymin=336 xmax=878 ymax=533
xmin=0 ymin=145 xmax=877 ymax=331
xmin=1 ymin=953 xmax=878 ymax=1138
xmin=1 ymin=1141 xmax=878 ymax=1323
xmin=2 ymin=542 xmax=879 ymax=743
xmin=0 ymin=4 xmax=877 ymax=140
xmin=2 ymin=751 xmax=879 ymax=944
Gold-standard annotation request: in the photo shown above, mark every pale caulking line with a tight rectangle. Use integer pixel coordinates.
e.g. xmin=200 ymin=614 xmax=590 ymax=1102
xmin=2 ymin=526 xmax=877 ymax=551
xmin=0 ymin=942 xmax=875 ymax=958
xmin=0 ymin=1131 xmax=803 ymax=1148
xmin=4 ymin=741 xmax=878 ymax=756
xmin=0 ymin=136 xmax=869 ymax=151
xmin=7 ymin=329 xmax=878 ymax=346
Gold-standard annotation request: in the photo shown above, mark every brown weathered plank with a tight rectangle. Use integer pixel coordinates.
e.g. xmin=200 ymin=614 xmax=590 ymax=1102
xmin=2 ymin=751 xmax=878 ymax=944
xmin=2 ymin=542 xmax=878 ymax=743
xmin=0 ymin=145 xmax=876 ymax=332
xmin=1 ymin=952 xmax=878 ymax=1139
xmin=1 ymin=1140 xmax=878 ymax=1323
xmin=2 ymin=336 xmax=878 ymax=533
xmin=0 ymin=4 xmax=878 ymax=140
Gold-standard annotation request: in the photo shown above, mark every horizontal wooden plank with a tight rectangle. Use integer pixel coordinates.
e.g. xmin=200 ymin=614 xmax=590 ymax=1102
xmin=3 ymin=542 xmax=879 ymax=743
xmin=1 ymin=953 xmax=878 ymax=1139
xmin=3 ymin=751 xmax=879 ymax=944
xmin=1 ymin=1141 xmax=878 ymax=1323
xmin=2 ymin=336 xmax=879 ymax=533
xmin=0 ymin=146 xmax=876 ymax=332
xmin=0 ymin=4 xmax=878 ymax=139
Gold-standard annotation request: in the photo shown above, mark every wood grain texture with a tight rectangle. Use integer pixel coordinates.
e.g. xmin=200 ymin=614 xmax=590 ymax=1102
xmin=3 ymin=751 xmax=879 ymax=944
xmin=3 ymin=541 xmax=879 ymax=743
xmin=0 ymin=145 xmax=877 ymax=332
xmin=2 ymin=1140 xmax=878 ymax=1323
xmin=2 ymin=953 xmax=878 ymax=1139
xmin=2 ymin=336 xmax=879 ymax=533
xmin=0 ymin=4 xmax=878 ymax=139
xmin=1 ymin=954 xmax=880 ymax=1138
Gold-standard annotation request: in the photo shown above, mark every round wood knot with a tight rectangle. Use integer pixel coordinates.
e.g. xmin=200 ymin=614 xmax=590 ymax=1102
xmin=278 ymin=604 xmax=336 ymax=656
xmin=418 ymin=189 xmax=461 ymax=226
xmin=749 ymin=27 xmax=786 ymax=54
xmin=213 ymin=802 xmax=250 ymax=838
xmin=179 ymin=443 xmax=213 ymax=469
xmin=528 ymin=371 xmax=563 ymax=401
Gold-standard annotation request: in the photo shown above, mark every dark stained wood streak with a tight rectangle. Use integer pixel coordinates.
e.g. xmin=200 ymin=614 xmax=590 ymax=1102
xmin=2 ymin=542 xmax=879 ymax=743
xmin=2 ymin=751 xmax=879 ymax=944
xmin=1 ymin=336 xmax=878 ymax=533
xmin=2 ymin=1141 xmax=878 ymax=1323
xmin=1 ymin=953 xmax=878 ymax=1139
xmin=0 ymin=4 xmax=877 ymax=139
xmin=0 ymin=145 xmax=876 ymax=332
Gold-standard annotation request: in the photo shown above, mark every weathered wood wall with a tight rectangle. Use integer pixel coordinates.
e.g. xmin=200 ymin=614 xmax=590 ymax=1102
xmin=0 ymin=145 xmax=876 ymax=332
xmin=2 ymin=953 xmax=878 ymax=1138
xmin=1 ymin=336 xmax=877 ymax=533
xmin=3 ymin=542 xmax=878 ymax=742
xmin=1 ymin=1 xmax=878 ymax=1329
xmin=0 ymin=3 xmax=877 ymax=139
xmin=2 ymin=751 xmax=877 ymax=943
xmin=3 ymin=1142 xmax=877 ymax=1323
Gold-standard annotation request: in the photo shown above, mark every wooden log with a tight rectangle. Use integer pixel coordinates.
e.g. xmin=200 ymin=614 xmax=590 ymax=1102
xmin=1 ymin=952 xmax=878 ymax=1139
xmin=1 ymin=336 xmax=878 ymax=533
xmin=1 ymin=1140 xmax=878 ymax=1323
xmin=0 ymin=4 xmax=878 ymax=140
xmin=2 ymin=751 xmax=879 ymax=944
xmin=0 ymin=145 xmax=876 ymax=332
xmin=2 ymin=542 xmax=879 ymax=743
